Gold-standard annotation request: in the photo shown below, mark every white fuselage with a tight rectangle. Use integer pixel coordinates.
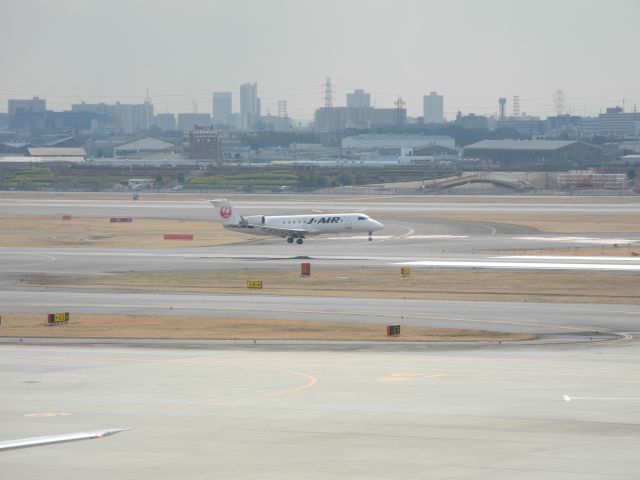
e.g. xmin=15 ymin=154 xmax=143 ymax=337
xmin=226 ymin=213 xmax=383 ymax=236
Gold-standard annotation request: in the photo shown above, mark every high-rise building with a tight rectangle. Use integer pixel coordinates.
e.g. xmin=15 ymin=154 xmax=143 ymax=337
xmin=423 ymin=91 xmax=444 ymax=123
xmin=240 ymin=82 xmax=258 ymax=116
xmin=71 ymin=101 xmax=153 ymax=134
xmin=346 ymin=89 xmax=371 ymax=108
xmin=212 ymin=92 xmax=232 ymax=126
xmin=314 ymin=107 xmax=406 ymax=133
xmin=177 ymin=113 xmax=211 ymax=131
xmin=8 ymin=97 xmax=48 ymax=131
xmin=112 ymin=102 xmax=153 ymax=134
xmin=8 ymin=96 xmax=46 ymax=115
xmin=153 ymin=113 xmax=176 ymax=130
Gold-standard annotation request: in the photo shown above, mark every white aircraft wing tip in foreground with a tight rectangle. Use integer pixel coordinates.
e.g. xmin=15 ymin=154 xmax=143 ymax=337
xmin=0 ymin=428 xmax=130 ymax=451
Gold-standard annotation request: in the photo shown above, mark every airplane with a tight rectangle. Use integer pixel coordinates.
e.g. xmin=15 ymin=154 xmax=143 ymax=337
xmin=0 ymin=428 xmax=128 ymax=451
xmin=211 ymin=199 xmax=384 ymax=244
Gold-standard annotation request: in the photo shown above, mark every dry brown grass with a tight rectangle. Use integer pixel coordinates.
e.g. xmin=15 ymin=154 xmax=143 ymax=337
xmin=494 ymin=245 xmax=640 ymax=257
xmin=377 ymin=212 xmax=640 ymax=233
xmin=2 ymin=191 xmax=639 ymax=204
xmin=0 ymin=216 xmax=252 ymax=248
xmin=0 ymin=313 xmax=534 ymax=342
xmin=23 ymin=268 xmax=640 ymax=304
xmin=1 ymin=208 xmax=638 ymax=250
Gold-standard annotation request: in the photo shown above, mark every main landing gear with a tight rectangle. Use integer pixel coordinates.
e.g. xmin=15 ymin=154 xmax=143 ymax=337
xmin=368 ymin=231 xmax=373 ymax=241
xmin=286 ymin=236 xmax=304 ymax=245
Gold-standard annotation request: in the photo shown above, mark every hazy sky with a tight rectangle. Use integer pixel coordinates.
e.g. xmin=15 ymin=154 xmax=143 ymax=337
xmin=1 ymin=0 xmax=638 ymax=120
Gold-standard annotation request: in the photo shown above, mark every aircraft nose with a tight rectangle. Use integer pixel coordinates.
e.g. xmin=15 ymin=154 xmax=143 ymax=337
xmin=373 ymin=220 xmax=384 ymax=230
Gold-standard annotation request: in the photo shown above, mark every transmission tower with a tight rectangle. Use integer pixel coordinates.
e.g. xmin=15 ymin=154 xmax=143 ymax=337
xmin=278 ymin=100 xmax=288 ymax=118
xmin=323 ymin=77 xmax=334 ymax=108
xmin=554 ymin=89 xmax=566 ymax=116
xmin=512 ymin=95 xmax=520 ymax=118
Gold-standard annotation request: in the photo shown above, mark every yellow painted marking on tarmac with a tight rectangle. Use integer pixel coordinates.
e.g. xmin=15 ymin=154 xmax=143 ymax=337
xmin=159 ymin=362 xmax=318 ymax=407
xmin=256 ymin=368 xmax=317 ymax=398
xmin=378 ymin=373 xmax=446 ymax=382
xmin=24 ymin=412 xmax=72 ymax=417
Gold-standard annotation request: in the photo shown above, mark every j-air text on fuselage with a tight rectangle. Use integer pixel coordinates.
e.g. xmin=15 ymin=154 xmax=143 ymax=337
xmin=210 ymin=199 xmax=384 ymax=245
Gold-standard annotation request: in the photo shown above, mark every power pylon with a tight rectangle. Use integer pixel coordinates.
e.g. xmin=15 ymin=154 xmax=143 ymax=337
xmin=323 ymin=77 xmax=334 ymax=108
xmin=554 ymin=89 xmax=566 ymax=116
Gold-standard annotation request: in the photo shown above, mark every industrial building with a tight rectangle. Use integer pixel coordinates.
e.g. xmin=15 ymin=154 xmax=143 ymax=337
xmin=342 ymin=134 xmax=455 ymax=150
xmin=113 ymin=137 xmax=176 ymax=159
xmin=558 ymin=169 xmax=626 ymax=190
xmin=188 ymin=125 xmax=222 ymax=161
xmin=463 ymin=140 xmax=602 ymax=168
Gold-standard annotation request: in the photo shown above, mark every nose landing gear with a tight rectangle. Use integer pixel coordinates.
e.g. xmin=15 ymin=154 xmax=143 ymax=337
xmin=368 ymin=231 xmax=373 ymax=241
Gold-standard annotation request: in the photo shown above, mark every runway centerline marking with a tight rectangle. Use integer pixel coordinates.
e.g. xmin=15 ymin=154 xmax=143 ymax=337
xmin=24 ymin=412 xmax=72 ymax=417
xmin=563 ymin=394 xmax=640 ymax=402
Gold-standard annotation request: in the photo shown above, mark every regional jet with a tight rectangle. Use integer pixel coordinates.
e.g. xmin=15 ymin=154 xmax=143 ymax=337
xmin=211 ymin=199 xmax=384 ymax=244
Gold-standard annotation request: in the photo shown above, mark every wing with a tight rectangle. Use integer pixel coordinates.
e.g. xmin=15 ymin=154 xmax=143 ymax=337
xmin=254 ymin=226 xmax=310 ymax=238
xmin=0 ymin=428 xmax=128 ymax=451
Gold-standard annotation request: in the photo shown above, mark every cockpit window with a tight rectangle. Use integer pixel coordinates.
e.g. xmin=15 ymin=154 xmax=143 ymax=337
xmin=358 ymin=216 xmax=367 ymax=220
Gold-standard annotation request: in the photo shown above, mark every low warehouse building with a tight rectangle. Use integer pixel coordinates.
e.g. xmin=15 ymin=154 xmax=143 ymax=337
xmin=463 ymin=140 xmax=602 ymax=168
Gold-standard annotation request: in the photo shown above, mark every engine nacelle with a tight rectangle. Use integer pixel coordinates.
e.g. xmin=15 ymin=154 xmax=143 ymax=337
xmin=243 ymin=215 xmax=265 ymax=226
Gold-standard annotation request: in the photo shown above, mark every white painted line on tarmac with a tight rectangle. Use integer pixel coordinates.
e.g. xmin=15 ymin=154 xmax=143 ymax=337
xmin=563 ymin=394 xmax=640 ymax=402
xmin=405 ymin=235 xmax=468 ymax=239
xmin=514 ymin=236 xmax=637 ymax=245
xmin=393 ymin=260 xmax=640 ymax=271
xmin=498 ymin=255 xmax=640 ymax=262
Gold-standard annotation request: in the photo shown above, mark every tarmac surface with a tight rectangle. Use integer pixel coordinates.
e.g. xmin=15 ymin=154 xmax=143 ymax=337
xmin=2 ymin=194 xmax=640 ymax=478
xmin=2 ymin=342 xmax=640 ymax=479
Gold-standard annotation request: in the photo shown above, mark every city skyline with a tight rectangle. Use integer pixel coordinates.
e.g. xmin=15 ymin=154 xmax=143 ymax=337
xmin=1 ymin=0 xmax=638 ymax=119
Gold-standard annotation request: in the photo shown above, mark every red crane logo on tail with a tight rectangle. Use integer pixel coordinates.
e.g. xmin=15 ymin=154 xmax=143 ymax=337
xmin=220 ymin=206 xmax=232 ymax=219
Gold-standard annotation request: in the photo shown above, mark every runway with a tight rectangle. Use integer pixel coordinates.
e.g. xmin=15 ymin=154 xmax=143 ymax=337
xmin=1 ymin=196 xmax=640 ymax=220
